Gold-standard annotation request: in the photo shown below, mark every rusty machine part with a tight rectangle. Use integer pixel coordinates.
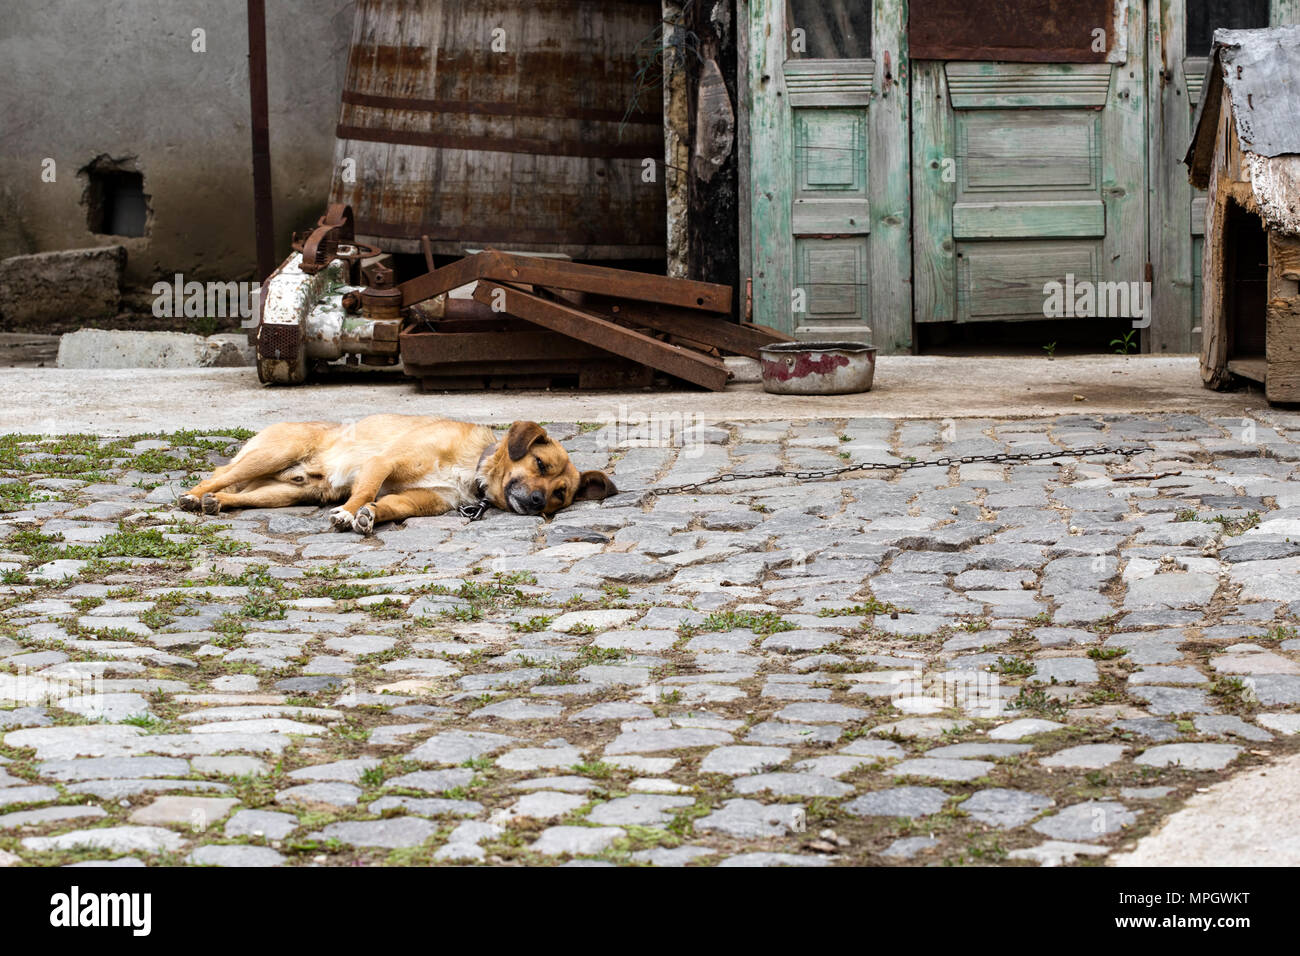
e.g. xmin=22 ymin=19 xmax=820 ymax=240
xmin=291 ymin=204 xmax=382 ymax=281
xmin=257 ymin=204 xmax=401 ymax=386
xmin=359 ymin=265 xmax=403 ymax=323
xmin=255 ymin=239 xmax=771 ymax=390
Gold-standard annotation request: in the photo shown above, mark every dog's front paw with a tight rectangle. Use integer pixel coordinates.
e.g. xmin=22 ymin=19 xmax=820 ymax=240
xmin=330 ymin=506 xmax=356 ymax=532
xmin=353 ymin=504 xmax=376 ymax=537
xmin=200 ymin=493 xmax=221 ymax=515
xmin=178 ymin=494 xmax=202 ymax=513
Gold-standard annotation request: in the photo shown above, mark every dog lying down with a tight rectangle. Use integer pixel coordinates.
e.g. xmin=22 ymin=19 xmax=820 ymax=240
xmin=179 ymin=415 xmax=617 ymax=535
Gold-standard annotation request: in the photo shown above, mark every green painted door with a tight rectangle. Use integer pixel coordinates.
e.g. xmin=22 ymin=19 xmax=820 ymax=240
xmin=1149 ymin=0 xmax=1296 ymax=354
xmin=912 ymin=2 xmax=1147 ymax=334
xmin=749 ymin=0 xmax=911 ymax=351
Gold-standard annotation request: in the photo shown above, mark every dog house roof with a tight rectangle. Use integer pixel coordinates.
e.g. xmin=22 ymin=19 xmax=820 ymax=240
xmin=1186 ymin=25 xmax=1300 ymax=235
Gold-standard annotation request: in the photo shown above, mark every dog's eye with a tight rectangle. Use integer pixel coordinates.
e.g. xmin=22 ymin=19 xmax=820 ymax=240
xmin=534 ymin=456 xmax=548 ymax=475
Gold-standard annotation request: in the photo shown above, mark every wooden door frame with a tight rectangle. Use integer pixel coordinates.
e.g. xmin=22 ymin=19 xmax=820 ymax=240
xmin=747 ymin=0 xmax=912 ymax=352
xmin=1147 ymin=0 xmax=1300 ymax=355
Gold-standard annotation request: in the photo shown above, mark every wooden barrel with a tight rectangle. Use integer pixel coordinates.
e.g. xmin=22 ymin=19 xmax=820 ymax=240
xmin=329 ymin=0 xmax=666 ymax=260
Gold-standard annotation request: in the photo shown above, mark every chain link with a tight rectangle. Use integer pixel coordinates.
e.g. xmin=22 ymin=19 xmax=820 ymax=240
xmin=648 ymin=445 xmax=1153 ymax=498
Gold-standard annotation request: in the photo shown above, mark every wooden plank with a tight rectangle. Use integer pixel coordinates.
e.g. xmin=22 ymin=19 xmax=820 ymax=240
xmin=911 ymin=61 xmax=956 ymax=326
xmin=1200 ymin=86 xmax=1234 ymax=388
xmin=1266 ymin=242 xmax=1300 ymax=400
xmin=1102 ymin=2 xmax=1148 ymax=350
xmin=868 ymin=0 xmax=913 ymax=353
xmin=737 ymin=0 xmax=753 ymax=320
xmin=1190 ymin=196 xmax=1207 ymax=237
xmin=1148 ymin=0 xmax=1195 ymax=354
xmin=748 ymin=0 xmax=795 ymax=335
xmin=952 ymin=200 xmax=1105 ymax=239
xmin=1227 ymin=357 xmax=1268 ymax=382
xmin=472 ymin=282 xmax=730 ymax=391
xmin=1276 ymin=1 xmax=1300 ymax=27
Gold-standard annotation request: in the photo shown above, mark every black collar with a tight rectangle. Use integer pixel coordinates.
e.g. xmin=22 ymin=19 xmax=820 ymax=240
xmin=460 ymin=442 xmax=498 ymax=521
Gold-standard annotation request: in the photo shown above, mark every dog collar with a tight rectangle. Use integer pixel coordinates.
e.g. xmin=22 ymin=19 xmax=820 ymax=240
xmin=461 ymin=443 xmax=498 ymax=521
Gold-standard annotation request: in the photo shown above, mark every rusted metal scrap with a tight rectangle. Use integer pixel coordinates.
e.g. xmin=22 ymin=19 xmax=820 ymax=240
xmin=292 ymin=204 xmax=382 ymax=280
xmin=470 ymin=280 xmax=730 ymax=391
xmin=397 ymin=250 xmax=732 ymax=315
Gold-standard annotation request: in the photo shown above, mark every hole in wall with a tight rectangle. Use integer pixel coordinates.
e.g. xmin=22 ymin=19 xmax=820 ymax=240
xmin=79 ymin=155 xmax=150 ymax=238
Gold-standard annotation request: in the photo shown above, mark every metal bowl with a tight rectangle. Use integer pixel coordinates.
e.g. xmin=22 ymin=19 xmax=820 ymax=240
xmin=758 ymin=341 xmax=877 ymax=395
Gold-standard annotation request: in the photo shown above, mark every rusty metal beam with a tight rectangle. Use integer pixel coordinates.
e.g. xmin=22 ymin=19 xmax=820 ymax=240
xmin=486 ymin=252 xmax=731 ymax=313
xmin=561 ymin=292 xmax=793 ymax=358
xmin=246 ymin=0 xmax=275 ymax=281
xmin=397 ymin=251 xmax=734 ymax=315
xmin=397 ymin=254 xmax=491 ymax=309
xmin=400 ymin=329 xmax=613 ymax=367
xmin=472 ymin=282 xmax=730 ymax=391
xmin=409 ymin=359 xmax=653 ymax=391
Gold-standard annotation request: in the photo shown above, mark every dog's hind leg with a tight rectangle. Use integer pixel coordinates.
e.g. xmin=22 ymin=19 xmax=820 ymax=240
xmin=351 ymin=489 xmax=451 ymax=536
xmin=181 ymin=423 xmax=327 ymax=512
xmin=330 ymin=457 xmax=395 ymax=531
xmin=203 ymin=480 xmax=316 ymax=514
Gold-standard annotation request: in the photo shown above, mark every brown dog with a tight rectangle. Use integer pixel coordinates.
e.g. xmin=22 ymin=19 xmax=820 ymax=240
xmin=179 ymin=415 xmax=616 ymax=534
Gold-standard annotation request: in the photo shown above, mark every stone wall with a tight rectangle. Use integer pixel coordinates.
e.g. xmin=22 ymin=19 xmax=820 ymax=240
xmin=0 ymin=0 xmax=354 ymax=291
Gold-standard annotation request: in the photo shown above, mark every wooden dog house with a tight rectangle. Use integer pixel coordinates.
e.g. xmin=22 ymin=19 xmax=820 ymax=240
xmin=1187 ymin=25 xmax=1300 ymax=403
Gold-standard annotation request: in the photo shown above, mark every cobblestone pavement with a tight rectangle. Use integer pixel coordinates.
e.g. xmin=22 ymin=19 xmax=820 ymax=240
xmin=1 ymin=412 xmax=1298 ymax=868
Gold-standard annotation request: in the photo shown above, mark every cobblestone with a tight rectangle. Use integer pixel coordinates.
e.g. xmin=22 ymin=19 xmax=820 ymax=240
xmin=0 ymin=413 xmax=1296 ymax=866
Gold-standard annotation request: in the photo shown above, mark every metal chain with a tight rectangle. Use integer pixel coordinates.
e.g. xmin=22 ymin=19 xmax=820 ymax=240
xmin=648 ymin=444 xmax=1153 ymax=498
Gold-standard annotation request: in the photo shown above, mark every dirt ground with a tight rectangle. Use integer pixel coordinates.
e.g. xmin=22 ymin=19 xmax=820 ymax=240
xmin=0 ymin=355 xmax=1276 ymax=436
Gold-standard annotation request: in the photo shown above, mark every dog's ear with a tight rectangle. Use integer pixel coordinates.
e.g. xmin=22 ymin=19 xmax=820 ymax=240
xmin=506 ymin=421 xmax=548 ymax=461
xmin=575 ymin=470 xmax=617 ymax=501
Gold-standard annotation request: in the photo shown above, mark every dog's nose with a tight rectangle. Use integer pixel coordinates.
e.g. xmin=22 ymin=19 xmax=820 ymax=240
xmin=530 ymin=490 xmax=545 ymax=510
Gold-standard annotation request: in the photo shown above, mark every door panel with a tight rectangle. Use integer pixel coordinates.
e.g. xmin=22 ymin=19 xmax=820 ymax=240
xmin=912 ymin=2 xmax=1145 ymax=330
xmin=796 ymin=238 xmax=871 ymax=323
xmin=959 ymin=241 xmax=1100 ymax=322
xmin=749 ymin=0 xmax=910 ymax=349
xmin=792 ymin=106 xmax=871 ymax=235
xmin=952 ymin=201 xmax=1105 ymax=240
xmin=952 ymin=106 xmax=1106 ymax=241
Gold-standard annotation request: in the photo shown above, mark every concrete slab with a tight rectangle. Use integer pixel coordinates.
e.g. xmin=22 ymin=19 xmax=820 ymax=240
xmin=0 ymin=246 xmax=123 ymax=327
xmin=1110 ymin=751 xmax=1300 ymax=866
xmin=0 ymin=356 xmax=1268 ymax=434
xmin=56 ymin=329 xmax=253 ymax=370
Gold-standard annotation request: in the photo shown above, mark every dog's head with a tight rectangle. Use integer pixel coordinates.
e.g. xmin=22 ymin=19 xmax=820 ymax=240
xmin=480 ymin=421 xmax=617 ymax=516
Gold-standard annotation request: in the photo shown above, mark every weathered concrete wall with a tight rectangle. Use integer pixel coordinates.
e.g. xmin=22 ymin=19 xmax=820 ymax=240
xmin=0 ymin=0 xmax=354 ymax=289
